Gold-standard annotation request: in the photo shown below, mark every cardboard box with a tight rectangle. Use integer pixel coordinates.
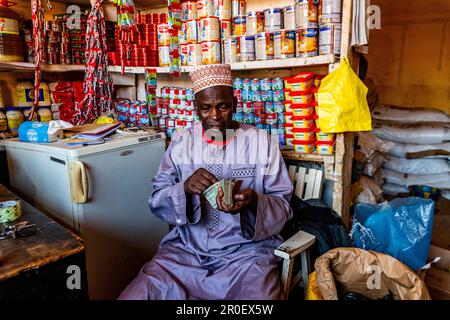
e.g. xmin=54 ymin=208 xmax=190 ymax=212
xmin=426 ymin=245 xmax=450 ymax=300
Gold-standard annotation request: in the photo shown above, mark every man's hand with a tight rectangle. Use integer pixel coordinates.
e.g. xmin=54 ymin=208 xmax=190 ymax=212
xmin=184 ymin=168 xmax=218 ymax=195
xmin=216 ymin=187 xmax=258 ymax=214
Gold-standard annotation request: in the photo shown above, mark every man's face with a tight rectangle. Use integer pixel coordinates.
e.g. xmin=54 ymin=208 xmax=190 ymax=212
xmin=195 ymin=86 xmax=236 ymax=136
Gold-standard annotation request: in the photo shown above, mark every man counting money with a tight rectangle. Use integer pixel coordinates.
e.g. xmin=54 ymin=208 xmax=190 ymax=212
xmin=119 ymin=64 xmax=293 ymax=300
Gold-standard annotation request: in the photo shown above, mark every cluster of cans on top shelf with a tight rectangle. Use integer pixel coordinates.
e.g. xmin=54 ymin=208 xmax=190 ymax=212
xmin=156 ymin=86 xmax=198 ymax=138
xmin=232 ymin=77 xmax=287 ymax=147
xmin=22 ymin=11 xmax=89 ymax=65
xmin=223 ymin=0 xmax=343 ymax=63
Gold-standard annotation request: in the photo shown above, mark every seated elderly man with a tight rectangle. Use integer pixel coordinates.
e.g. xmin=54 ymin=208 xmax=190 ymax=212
xmin=119 ymin=64 xmax=293 ymax=300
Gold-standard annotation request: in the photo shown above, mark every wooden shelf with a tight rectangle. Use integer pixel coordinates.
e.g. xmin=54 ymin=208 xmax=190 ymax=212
xmin=108 ymin=55 xmax=335 ymax=74
xmin=281 ymin=149 xmax=335 ymax=164
xmin=0 ymin=62 xmax=85 ymax=72
xmin=0 ymin=54 xmax=335 ymax=74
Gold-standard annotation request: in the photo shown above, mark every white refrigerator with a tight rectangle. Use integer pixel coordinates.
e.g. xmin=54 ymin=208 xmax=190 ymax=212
xmin=1 ymin=132 xmax=169 ymax=299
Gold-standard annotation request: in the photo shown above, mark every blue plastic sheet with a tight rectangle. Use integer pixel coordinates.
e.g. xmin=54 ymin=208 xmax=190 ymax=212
xmin=351 ymin=197 xmax=435 ymax=271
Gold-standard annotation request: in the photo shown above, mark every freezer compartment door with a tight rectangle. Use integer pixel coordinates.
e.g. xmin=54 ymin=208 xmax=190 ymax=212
xmin=6 ymin=148 xmax=75 ymax=230
xmin=72 ymin=139 xmax=169 ymax=299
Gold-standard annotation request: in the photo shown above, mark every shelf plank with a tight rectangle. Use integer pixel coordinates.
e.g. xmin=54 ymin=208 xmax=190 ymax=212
xmin=281 ymin=149 xmax=335 ymax=164
xmin=231 ymin=55 xmax=336 ymax=71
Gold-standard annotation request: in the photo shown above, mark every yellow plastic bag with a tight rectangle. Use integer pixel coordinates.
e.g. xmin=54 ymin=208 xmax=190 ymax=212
xmin=305 ymin=272 xmax=324 ymax=300
xmin=317 ymin=57 xmax=372 ymax=133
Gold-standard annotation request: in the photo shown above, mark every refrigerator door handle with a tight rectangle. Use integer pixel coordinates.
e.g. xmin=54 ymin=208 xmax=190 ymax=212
xmin=69 ymin=160 xmax=89 ymax=204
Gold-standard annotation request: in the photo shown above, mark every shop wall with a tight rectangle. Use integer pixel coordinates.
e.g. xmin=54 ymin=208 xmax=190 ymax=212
xmin=367 ymin=0 xmax=449 ymax=113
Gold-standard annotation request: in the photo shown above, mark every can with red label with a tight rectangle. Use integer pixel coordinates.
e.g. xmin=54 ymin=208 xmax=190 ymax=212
xmin=201 ymin=40 xmax=221 ymax=64
xmin=187 ymin=42 xmax=202 ymax=66
xmin=182 ymin=1 xmax=198 ymax=21
xmin=220 ymin=19 xmax=232 ymax=39
xmin=199 ymin=16 xmax=221 ymax=42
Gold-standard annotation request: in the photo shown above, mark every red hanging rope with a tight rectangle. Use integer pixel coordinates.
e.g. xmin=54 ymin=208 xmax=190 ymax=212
xmin=72 ymin=0 xmax=114 ymax=124
xmin=30 ymin=0 xmax=52 ymax=121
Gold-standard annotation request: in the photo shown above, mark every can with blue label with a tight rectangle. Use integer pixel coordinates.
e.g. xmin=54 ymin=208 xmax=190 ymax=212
xmin=261 ymin=90 xmax=273 ymax=102
xmin=274 ymin=101 xmax=285 ymax=113
xmin=243 ymin=112 xmax=255 ymax=124
xmin=265 ymin=101 xmax=274 ymax=113
xmin=242 ymin=78 xmax=251 ymax=90
xmin=253 ymin=90 xmax=262 ymax=101
xmin=272 ymin=78 xmax=284 ymax=90
xmin=243 ymin=101 xmax=254 ymax=113
xmin=234 ymin=77 xmax=243 ymax=89
xmin=260 ymin=78 xmax=272 ymax=91
xmin=277 ymin=112 xmax=285 ymax=124
xmin=251 ymin=78 xmax=261 ymax=91
xmin=273 ymin=89 xmax=285 ymax=101
xmin=241 ymin=88 xmax=250 ymax=101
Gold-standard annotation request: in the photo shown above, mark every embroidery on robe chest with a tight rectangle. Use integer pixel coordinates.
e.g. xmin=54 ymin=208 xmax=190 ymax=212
xmin=202 ymin=144 xmax=224 ymax=234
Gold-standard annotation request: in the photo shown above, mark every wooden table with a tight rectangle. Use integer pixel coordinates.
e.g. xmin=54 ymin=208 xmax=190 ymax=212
xmin=0 ymin=184 xmax=87 ymax=300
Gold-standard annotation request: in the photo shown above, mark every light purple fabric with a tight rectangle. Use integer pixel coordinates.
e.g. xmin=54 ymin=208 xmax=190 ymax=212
xmin=118 ymin=123 xmax=293 ymax=300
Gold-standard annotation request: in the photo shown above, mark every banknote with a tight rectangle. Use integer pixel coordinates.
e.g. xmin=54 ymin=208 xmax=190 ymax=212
xmin=203 ymin=179 xmax=243 ymax=209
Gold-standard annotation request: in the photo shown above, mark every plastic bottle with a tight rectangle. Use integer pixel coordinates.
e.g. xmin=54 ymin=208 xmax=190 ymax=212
xmin=16 ymin=80 xmax=34 ymax=107
xmin=38 ymin=82 xmax=51 ymax=106
xmin=22 ymin=107 xmax=38 ymax=121
xmin=0 ymin=108 xmax=7 ymax=132
xmin=6 ymin=106 xmax=23 ymax=136
xmin=37 ymin=107 xmax=52 ymax=122
xmin=0 ymin=1 xmax=24 ymax=62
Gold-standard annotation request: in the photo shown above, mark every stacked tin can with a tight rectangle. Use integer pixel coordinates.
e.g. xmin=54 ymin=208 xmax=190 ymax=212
xmin=43 ymin=18 xmax=70 ymax=65
xmin=145 ymin=68 xmax=158 ymax=126
xmin=62 ymin=11 xmax=89 ymax=65
xmin=233 ymin=77 xmax=286 ymax=146
xmin=283 ymin=71 xmax=335 ymax=154
xmin=318 ymin=0 xmax=342 ymax=55
xmin=294 ymin=0 xmax=319 ymax=57
xmin=156 ymin=86 xmax=197 ymax=138
xmin=108 ymin=13 xmax=166 ymax=67
xmin=116 ymin=99 xmax=150 ymax=127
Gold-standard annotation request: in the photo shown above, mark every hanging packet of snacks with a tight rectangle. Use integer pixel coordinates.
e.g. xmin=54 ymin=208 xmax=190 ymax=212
xmin=168 ymin=0 xmax=182 ymax=77
xmin=72 ymin=0 xmax=114 ymax=124
xmin=113 ymin=0 xmax=137 ymax=74
xmin=29 ymin=0 xmax=53 ymax=121
xmin=145 ymin=68 xmax=158 ymax=126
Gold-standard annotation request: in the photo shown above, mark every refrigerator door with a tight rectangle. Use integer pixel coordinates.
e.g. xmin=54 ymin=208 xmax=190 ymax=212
xmin=72 ymin=137 xmax=169 ymax=299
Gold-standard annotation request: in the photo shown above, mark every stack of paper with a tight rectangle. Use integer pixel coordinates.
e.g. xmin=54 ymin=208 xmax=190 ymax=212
xmin=59 ymin=123 xmax=122 ymax=146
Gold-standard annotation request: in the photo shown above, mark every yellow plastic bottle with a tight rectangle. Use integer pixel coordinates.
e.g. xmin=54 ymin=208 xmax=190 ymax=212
xmin=22 ymin=107 xmax=38 ymax=121
xmin=0 ymin=0 xmax=23 ymax=62
xmin=37 ymin=107 xmax=52 ymax=122
xmin=6 ymin=106 xmax=23 ymax=136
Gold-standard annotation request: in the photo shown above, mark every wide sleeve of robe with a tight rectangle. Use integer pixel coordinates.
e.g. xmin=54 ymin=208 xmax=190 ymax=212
xmin=148 ymin=132 xmax=201 ymax=226
xmin=240 ymin=134 xmax=294 ymax=241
